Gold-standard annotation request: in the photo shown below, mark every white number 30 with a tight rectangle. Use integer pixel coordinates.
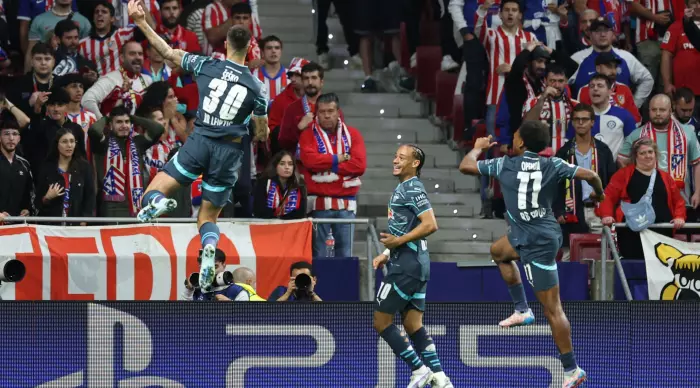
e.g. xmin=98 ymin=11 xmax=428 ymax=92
xmin=202 ymin=79 xmax=248 ymax=120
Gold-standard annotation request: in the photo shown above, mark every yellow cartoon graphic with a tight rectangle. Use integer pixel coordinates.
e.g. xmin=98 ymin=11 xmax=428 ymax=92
xmin=654 ymin=243 xmax=700 ymax=300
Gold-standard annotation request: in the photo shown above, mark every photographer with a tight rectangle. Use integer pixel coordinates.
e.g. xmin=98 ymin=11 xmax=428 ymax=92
xmin=180 ymin=249 xmax=263 ymax=301
xmin=268 ymin=261 xmax=322 ymax=302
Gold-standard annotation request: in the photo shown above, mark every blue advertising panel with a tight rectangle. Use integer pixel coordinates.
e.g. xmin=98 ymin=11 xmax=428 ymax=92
xmin=1 ymin=302 xmax=698 ymax=387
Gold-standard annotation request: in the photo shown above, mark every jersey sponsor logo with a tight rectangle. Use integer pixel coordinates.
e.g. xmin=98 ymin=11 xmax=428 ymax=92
xmin=520 ymin=208 xmax=546 ymax=221
xmin=616 ymin=94 xmax=625 ymax=105
xmin=683 ymin=43 xmax=696 ymax=50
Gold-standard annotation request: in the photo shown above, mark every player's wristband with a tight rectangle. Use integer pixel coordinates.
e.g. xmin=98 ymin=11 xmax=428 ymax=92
xmin=383 ymin=249 xmax=390 ymax=256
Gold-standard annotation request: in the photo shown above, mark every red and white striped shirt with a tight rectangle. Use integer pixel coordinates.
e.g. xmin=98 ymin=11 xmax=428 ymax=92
xmin=253 ymin=65 xmax=288 ymax=101
xmin=308 ymin=196 xmax=357 ymax=213
xmin=202 ymin=0 xmax=230 ymax=55
xmin=628 ymin=0 xmax=673 ymax=43
xmin=78 ymin=27 xmax=135 ymax=76
xmin=475 ymin=10 xmax=538 ymax=105
xmin=522 ymin=95 xmax=578 ymax=153
xmin=66 ymin=108 xmax=97 ymax=150
xmin=114 ymin=0 xmax=160 ymax=28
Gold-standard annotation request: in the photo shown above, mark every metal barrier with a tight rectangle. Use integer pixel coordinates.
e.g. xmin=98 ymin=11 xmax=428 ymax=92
xmin=1 ymin=216 xmax=385 ymax=302
xmin=601 ymin=223 xmax=700 ymax=301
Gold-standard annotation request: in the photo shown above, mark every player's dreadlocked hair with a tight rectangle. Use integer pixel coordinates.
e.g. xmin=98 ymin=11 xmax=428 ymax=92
xmin=408 ymin=144 xmax=425 ymax=177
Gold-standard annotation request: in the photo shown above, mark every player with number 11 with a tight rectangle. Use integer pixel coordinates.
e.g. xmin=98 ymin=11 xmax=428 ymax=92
xmin=127 ymin=0 xmax=269 ymax=291
xmin=459 ymin=121 xmax=604 ymax=388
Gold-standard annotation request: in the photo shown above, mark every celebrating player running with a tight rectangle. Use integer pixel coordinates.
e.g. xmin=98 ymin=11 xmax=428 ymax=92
xmin=459 ymin=121 xmax=604 ymax=388
xmin=373 ymin=144 xmax=453 ymax=388
xmin=127 ymin=0 xmax=269 ymax=291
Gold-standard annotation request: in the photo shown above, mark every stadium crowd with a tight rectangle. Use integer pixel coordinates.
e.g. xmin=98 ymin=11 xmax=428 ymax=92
xmin=0 ymin=0 xmax=699 ymax=261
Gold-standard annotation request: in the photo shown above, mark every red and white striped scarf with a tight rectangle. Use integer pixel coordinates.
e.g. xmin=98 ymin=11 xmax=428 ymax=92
xmin=640 ymin=119 xmax=688 ymax=188
xmin=102 ymin=132 xmax=144 ymax=216
xmin=541 ymin=95 xmax=575 ymax=153
xmin=564 ymin=142 xmax=598 ymax=223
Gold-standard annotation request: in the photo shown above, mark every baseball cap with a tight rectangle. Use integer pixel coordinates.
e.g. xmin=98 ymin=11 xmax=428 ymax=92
xmin=287 ymin=57 xmax=310 ymax=76
xmin=589 ymin=17 xmax=613 ymax=31
xmin=595 ymin=51 xmax=622 ymax=66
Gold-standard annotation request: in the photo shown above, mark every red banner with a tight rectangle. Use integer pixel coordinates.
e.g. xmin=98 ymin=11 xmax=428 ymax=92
xmin=0 ymin=220 xmax=313 ymax=300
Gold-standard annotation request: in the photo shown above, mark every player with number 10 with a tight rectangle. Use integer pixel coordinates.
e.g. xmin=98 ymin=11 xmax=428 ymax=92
xmin=373 ymin=145 xmax=453 ymax=388
xmin=127 ymin=0 xmax=269 ymax=291
xmin=459 ymin=121 xmax=604 ymax=388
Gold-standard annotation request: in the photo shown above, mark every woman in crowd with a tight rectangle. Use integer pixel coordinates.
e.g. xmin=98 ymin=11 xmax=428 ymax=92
xmin=600 ymin=138 xmax=686 ymax=258
xmin=35 ymin=128 xmax=95 ymax=224
xmin=137 ymin=81 xmax=188 ymax=146
xmin=253 ymin=150 xmax=307 ymax=220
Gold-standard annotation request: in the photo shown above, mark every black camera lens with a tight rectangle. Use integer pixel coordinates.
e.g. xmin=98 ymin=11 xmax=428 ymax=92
xmin=294 ymin=273 xmax=311 ymax=291
xmin=187 ymin=273 xmax=200 ymax=288
xmin=213 ymin=271 xmax=233 ymax=287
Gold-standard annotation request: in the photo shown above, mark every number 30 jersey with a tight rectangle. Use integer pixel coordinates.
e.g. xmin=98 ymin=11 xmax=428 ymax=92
xmin=478 ymin=151 xmax=578 ymax=245
xmin=180 ymin=53 xmax=269 ymax=138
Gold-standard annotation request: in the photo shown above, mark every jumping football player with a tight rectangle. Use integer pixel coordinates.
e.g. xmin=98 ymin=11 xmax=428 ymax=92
xmin=373 ymin=144 xmax=453 ymax=388
xmin=128 ymin=0 xmax=269 ymax=291
xmin=459 ymin=121 xmax=604 ymax=387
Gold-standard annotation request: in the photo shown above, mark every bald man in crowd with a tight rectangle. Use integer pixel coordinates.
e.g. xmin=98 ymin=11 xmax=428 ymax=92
xmin=618 ymin=94 xmax=700 ymax=208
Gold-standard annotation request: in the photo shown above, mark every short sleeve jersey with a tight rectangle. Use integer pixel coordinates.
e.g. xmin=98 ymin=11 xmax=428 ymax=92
xmin=478 ymin=152 xmax=578 ymax=246
xmin=180 ymin=53 xmax=269 ymax=138
xmin=387 ymin=177 xmax=432 ymax=281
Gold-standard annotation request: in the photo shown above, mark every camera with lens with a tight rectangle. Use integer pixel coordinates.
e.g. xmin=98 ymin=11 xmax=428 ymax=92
xmin=186 ymin=271 xmax=234 ymax=289
xmin=293 ymin=273 xmax=314 ymax=299
xmin=0 ymin=258 xmax=26 ymax=284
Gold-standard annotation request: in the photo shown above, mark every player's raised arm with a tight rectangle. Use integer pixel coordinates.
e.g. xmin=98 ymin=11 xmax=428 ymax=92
xmin=575 ymin=167 xmax=605 ymax=201
xmin=128 ymin=0 xmax=186 ymax=66
xmin=459 ymin=136 xmax=498 ymax=176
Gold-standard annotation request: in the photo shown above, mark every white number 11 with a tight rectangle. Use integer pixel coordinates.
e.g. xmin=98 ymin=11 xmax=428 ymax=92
xmin=516 ymin=171 xmax=542 ymax=209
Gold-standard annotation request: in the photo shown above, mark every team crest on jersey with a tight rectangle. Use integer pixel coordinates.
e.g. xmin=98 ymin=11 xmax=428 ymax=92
xmin=606 ymin=120 xmax=616 ymax=129
xmin=616 ymin=94 xmax=625 ymax=105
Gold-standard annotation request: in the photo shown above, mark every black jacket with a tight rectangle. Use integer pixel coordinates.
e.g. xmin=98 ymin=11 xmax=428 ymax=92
xmin=504 ymin=48 xmax=580 ymax=145
xmin=253 ymin=177 xmax=307 ymax=220
xmin=553 ymin=138 xmax=617 ymax=244
xmin=22 ymin=117 xmax=86 ymax=179
xmin=5 ymin=73 xmax=53 ymax=117
xmin=0 ymin=154 xmax=36 ymax=216
xmin=34 ymin=160 xmax=96 ymax=218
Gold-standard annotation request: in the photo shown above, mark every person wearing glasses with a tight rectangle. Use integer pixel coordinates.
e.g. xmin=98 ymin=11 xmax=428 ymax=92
xmin=554 ymin=104 xmax=617 ymax=258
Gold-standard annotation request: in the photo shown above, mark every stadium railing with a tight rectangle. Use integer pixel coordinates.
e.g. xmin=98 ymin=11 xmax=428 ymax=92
xmin=603 ymin=223 xmax=700 ymax=301
xmin=1 ymin=216 xmax=385 ymax=301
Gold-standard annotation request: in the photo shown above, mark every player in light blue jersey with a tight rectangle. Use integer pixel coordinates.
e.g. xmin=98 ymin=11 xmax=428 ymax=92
xmin=459 ymin=121 xmax=605 ymax=388
xmin=373 ymin=145 xmax=453 ymax=388
xmin=127 ymin=0 xmax=269 ymax=291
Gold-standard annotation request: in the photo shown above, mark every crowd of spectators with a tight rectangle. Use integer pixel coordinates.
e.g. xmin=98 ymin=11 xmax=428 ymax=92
xmin=0 ymin=0 xmax=369 ymax=259
xmin=2 ymin=0 xmax=700 ymax=260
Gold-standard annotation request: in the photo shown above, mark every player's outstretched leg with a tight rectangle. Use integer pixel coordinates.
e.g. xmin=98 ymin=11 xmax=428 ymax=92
xmin=527 ymin=239 xmax=586 ymax=387
xmin=137 ymin=172 xmax=179 ymax=222
xmin=490 ymin=236 xmax=534 ymax=328
xmin=197 ymin=201 xmax=224 ymax=291
xmin=374 ymin=311 xmax=433 ymax=388
xmin=403 ymin=311 xmax=453 ymax=388
xmin=535 ymin=286 xmax=587 ymax=387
